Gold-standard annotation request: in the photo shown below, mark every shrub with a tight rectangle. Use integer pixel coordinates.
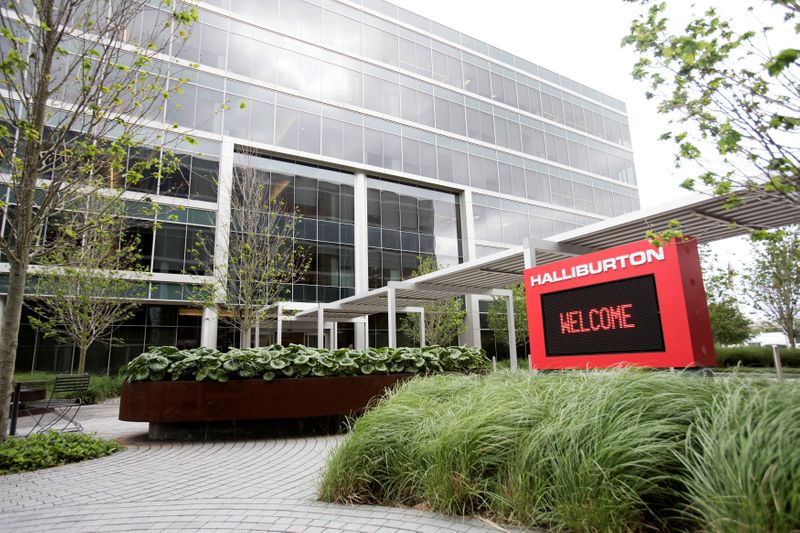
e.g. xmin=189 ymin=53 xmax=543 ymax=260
xmin=123 ymin=345 xmax=489 ymax=383
xmin=319 ymin=370 xmax=800 ymax=532
xmin=13 ymin=372 xmax=125 ymax=404
xmin=0 ymin=431 xmax=121 ymax=475
xmin=715 ymin=346 xmax=800 ymax=368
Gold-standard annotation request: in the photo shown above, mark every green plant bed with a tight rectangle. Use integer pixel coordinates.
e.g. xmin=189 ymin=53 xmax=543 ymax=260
xmin=0 ymin=431 xmax=121 ymax=475
xmin=12 ymin=372 xmax=125 ymax=404
xmin=123 ymin=344 xmax=489 ymax=382
xmin=319 ymin=370 xmax=800 ymax=532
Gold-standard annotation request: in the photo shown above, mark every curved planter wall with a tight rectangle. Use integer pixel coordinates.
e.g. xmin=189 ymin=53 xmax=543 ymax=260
xmin=119 ymin=374 xmax=415 ymax=424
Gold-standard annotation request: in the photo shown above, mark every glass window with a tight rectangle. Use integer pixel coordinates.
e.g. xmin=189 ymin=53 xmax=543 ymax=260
xmin=323 ymin=10 xmax=362 ymax=55
xmin=367 ymin=188 xmax=381 ymax=226
xmin=340 ymin=245 xmax=355 ymax=287
xmin=193 ymin=86 xmax=223 ymax=133
xmin=294 ymin=176 xmax=317 ymax=218
xmin=126 ymin=148 xmax=158 ymax=194
xmin=400 ymin=196 xmax=418 ymax=231
xmin=321 ymin=62 xmax=362 ymax=107
xmin=199 ymin=24 xmax=227 ymax=69
xmin=368 ymin=248 xmax=382 ymax=288
xmin=298 ymin=111 xmax=321 ymax=154
xmin=318 ymin=181 xmax=340 ymax=221
xmin=275 ymin=107 xmax=299 ymax=150
xmin=382 ymin=228 xmax=400 ymax=249
xmin=402 ymin=137 xmax=421 ymax=175
xmin=184 ymin=226 xmax=214 ymax=275
xmin=319 ymin=221 xmax=339 ymax=243
xmin=327 ymin=120 xmax=355 ymax=163
xmin=452 ymin=149 xmax=469 ymax=186
xmin=484 ymin=158 xmax=499 ymax=192
xmin=381 ymin=190 xmax=400 ymax=229
xmin=364 ymin=128 xmax=382 ymax=167
xmin=124 ymin=220 xmax=154 ymax=270
xmin=382 ymin=250 xmax=401 ymax=283
xmin=466 ymin=107 xmax=481 ymax=141
xmin=321 ymin=118 xmax=344 ymax=161
xmin=227 ymin=34 xmax=277 ymax=83
xmin=384 ymin=132 xmax=402 ymax=170
xmin=189 ymin=156 xmax=218 ymax=202
xmin=152 ymin=224 xmax=186 ymax=274
xmin=436 ymin=146 xmax=453 ymax=182
xmin=160 ymin=154 xmax=191 ymax=198
xmin=166 ymin=83 xmax=195 ymax=129
xmin=419 ymin=141 xmax=436 ymax=179
xmin=418 ymin=200 xmax=434 ymax=234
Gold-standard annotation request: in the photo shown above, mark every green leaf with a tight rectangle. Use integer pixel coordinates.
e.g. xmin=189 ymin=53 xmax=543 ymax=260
xmin=765 ymin=48 xmax=799 ymax=76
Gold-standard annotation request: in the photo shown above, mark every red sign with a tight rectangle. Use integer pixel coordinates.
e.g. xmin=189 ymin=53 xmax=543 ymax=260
xmin=524 ymin=238 xmax=715 ymax=369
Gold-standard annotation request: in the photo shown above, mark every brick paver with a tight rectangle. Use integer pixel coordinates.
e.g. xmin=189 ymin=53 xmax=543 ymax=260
xmin=2 ymin=402 xmax=521 ymax=532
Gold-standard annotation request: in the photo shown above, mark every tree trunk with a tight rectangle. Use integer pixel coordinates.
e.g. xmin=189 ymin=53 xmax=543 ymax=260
xmin=78 ymin=344 xmax=89 ymax=374
xmin=0 ymin=260 xmax=30 ymax=441
xmin=239 ymin=324 xmax=250 ymax=349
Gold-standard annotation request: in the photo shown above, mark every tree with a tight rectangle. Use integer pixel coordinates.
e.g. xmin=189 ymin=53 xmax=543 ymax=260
xmin=486 ymin=284 xmax=528 ymax=349
xmin=0 ymin=1 xmax=196 ymax=439
xmin=707 ymin=300 xmax=752 ymax=345
xmin=194 ymin=160 xmax=310 ymax=348
xmin=27 ymin=197 xmax=147 ymax=373
xmin=743 ymin=226 xmax=800 ymax=348
xmin=622 ymin=1 xmax=799 ymax=207
xmin=699 ymin=245 xmax=752 ymax=345
xmin=399 ymin=256 xmax=466 ymax=346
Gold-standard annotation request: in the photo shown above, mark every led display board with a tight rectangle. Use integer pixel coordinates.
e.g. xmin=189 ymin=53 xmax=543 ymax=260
xmin=524 ymin=238 xmax=715 ymax=369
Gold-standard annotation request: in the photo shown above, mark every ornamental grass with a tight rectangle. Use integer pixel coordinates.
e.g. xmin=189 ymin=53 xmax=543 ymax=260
xmin=319 ymin=370 xmax=800 ymax=532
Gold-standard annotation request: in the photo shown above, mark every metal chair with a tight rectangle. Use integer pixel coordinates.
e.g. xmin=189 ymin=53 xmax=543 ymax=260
xmin=25 ymin=374 xmax=90 ymax=435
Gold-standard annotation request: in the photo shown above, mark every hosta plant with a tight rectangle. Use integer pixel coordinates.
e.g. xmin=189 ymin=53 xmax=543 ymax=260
xmin=124 ymin=345 xmax=489 ymax=383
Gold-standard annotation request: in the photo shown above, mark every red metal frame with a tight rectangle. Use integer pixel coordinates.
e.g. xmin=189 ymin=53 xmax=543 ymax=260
xmin=524 ymin=238 xmax=716 ymax=369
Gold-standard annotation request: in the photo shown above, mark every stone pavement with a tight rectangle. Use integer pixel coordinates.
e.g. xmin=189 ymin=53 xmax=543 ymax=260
xmin=2 ymin=402 xmax=520 ymax=532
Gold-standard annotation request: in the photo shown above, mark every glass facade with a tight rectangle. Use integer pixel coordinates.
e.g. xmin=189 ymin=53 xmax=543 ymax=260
xmin=367 ymin=177 xmax=461 ymax=288
xmin=233 ymin=155 xmax=357 ymax=303
xmin=15 ymin=305 xmax=202 ymax=375
xmin=130 ymin=0 xmax=638 ymax=217
xmin=7 ymin=0 xmax=643 ymax=370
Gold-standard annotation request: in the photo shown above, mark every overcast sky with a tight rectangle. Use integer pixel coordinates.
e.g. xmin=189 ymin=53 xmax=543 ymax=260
xmin=392 ymin=0 xmax=762 ymax=277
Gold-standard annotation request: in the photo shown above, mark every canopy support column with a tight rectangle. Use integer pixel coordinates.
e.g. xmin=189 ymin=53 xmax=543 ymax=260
xmin=387 ymin=287 xmax=397 ymax=348
xmin=506 ymin=294 xmax=518 ymax=371
xmin=419 ymin=308 xmax=426 ymax=347
xmin=317 ymin=303 xmax=325 ymax=349
xmin=276 ymin=302 xmax=283 ymax=345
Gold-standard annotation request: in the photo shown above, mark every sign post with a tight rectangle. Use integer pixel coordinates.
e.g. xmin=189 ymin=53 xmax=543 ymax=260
xmin=524 ymin=238 xmax=715 ymax=369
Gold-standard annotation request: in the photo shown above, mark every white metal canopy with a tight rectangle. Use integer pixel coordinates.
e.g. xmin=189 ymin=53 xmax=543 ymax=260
xmin=281 ymin=188 xmax=800 ymax=369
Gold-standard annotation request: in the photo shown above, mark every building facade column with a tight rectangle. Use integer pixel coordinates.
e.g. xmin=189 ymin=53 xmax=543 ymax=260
xmin=201 ymin=139 xmax=234 ymax=349
xmin=459 ymin=189 xmax=482 ymax=348
xmin=200 ymin=306 xmax=218 ymax=349
xmin=353 ymin=171 xmax=369 ymax=350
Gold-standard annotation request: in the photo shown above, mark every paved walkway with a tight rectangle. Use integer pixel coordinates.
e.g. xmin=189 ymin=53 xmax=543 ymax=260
xmin=2 ymin=402 xmax=518 ymax=532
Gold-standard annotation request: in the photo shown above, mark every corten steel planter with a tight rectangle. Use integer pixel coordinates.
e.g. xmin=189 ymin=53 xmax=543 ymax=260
xmin=119 ymin=374 xmax=415 ymax=424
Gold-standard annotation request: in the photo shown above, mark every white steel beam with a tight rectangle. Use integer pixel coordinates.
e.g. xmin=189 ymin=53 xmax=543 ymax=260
xmin=387 ymin=281 xmax=512 ymax=298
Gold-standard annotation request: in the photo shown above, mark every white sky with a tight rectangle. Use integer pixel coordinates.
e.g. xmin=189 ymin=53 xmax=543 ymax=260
xmin=392 ymin=0 xmax=760 ymax=282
